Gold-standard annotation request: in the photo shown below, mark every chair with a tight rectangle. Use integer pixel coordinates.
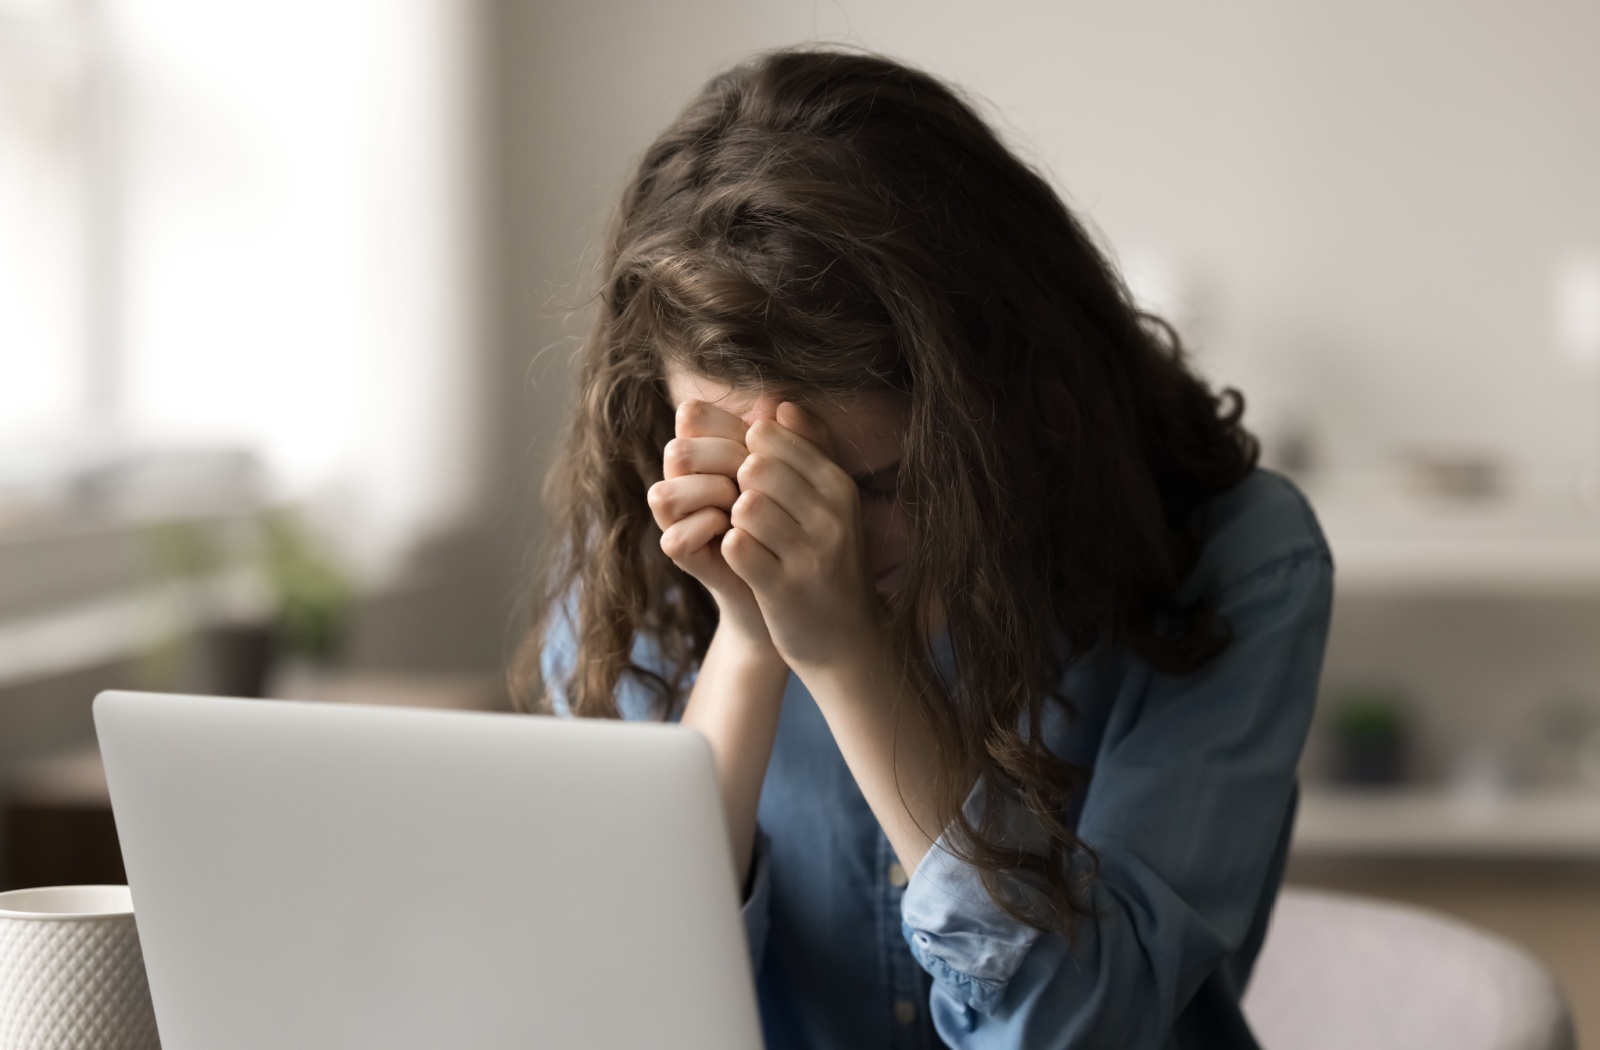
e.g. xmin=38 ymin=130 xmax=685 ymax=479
xmin=1242 ymin=886 xmax=1576 ymax=1050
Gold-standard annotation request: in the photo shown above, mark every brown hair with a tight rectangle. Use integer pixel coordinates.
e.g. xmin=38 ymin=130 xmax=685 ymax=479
xmin=511 ymin=47 xmax=1257 ymax=937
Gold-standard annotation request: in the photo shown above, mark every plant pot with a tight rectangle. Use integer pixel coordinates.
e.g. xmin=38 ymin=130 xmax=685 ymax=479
xmin=201 ymin=622 xmax=277 ymax=698
xmin=1333 ymin=733 xmax=1409 ymax=786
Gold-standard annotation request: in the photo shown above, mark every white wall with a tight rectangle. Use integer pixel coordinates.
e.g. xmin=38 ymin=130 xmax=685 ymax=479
xmin=497 ymin=0 xmax=1600 ymax=480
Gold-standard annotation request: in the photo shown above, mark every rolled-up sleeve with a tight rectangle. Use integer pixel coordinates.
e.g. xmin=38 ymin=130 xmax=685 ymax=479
xmin=900 ymin=549 xmax=1334 ymax=1046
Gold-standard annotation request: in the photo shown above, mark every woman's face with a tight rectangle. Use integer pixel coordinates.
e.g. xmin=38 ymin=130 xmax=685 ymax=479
xmin=664 ymin=364 xmax=910 ymax=597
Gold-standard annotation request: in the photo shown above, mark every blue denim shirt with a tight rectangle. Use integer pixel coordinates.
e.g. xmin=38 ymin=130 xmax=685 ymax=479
xmin=544 ymin=469 xmax=1333 ymax=1049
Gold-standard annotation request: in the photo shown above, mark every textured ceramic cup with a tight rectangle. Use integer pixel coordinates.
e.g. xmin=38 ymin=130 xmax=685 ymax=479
xmin=0 ymin=885 xmax=160 ymax=1050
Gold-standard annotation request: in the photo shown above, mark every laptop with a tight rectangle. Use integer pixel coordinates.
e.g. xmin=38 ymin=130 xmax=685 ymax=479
xmin=93 ymin=690 xmax=764 ymax=1049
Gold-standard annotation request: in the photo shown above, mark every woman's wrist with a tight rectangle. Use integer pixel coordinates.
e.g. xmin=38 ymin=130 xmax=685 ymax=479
xmin=705 ymin=587 xmax=784 ymax=667
xmin=683 ymin=614 xmax=790 ymax=888
xmin=708 ymin=616 xmax=789 ymax=679
xmin=791 ymin=629 xmax=943 ymax=872
xmin=788 ymin=627 xmax=892 ymax=704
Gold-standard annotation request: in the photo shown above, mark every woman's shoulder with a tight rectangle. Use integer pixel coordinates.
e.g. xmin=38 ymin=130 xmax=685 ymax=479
xmin=539 ymin=589 xmax=684 ymax=721
xmin=1181 ymin=468 xmax=1333 ymax=602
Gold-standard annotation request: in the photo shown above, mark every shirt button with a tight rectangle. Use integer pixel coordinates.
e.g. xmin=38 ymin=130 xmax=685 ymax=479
xmin=887 ymin=862 xmax=908 ymax=888
xmin=894 ymin=999 xmax=917 ymax=1025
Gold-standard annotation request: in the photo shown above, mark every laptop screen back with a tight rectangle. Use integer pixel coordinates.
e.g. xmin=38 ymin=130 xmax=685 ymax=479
xmin=94 ymin=690 xmax=762 ymax=1050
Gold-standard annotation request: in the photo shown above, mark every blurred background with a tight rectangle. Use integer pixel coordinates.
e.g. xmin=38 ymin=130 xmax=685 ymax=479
xmin=2 ymin=0 xmax=1597 ymax=1035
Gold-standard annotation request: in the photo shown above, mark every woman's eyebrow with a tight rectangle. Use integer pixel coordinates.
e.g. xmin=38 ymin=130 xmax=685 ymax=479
xmin=848 ymin=460 xmax=902 ymax=486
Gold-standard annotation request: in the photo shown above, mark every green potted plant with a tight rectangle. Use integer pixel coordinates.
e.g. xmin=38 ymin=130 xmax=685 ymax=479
xmin=137 ymin=517 xmax=228 ymax=691
xmin=262 ymin=506 xmax=352 ymax=698
xmin=1329 ymin=689 xmax=1410 ymax=786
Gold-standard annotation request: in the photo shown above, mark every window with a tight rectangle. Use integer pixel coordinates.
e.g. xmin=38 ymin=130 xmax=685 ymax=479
xmin=0 ymin=0 xmax=483 ymax=585
xmin=0 ymin=0 xmax=92 ymax=451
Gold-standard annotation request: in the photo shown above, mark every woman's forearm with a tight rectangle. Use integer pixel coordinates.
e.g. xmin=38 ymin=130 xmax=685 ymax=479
xmin=800 ymin=638 xmax=953 ymax=876
xmin=679 ymin=625 xmax=791 ymax=888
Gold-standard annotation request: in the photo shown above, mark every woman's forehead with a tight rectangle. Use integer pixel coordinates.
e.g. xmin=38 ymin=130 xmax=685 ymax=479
xmin=663 ymin=367 xmax=758 ymax=414
xmin=663 ymin=364 xmax=906 ymax=470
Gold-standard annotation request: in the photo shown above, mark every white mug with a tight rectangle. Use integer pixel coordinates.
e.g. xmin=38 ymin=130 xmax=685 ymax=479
xmin=0 ymin=885 xmax=160 ymax=1050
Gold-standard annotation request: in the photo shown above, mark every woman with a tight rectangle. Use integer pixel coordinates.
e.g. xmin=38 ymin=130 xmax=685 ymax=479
xmin=515 ymin=46 xmax=1333 ymax=1049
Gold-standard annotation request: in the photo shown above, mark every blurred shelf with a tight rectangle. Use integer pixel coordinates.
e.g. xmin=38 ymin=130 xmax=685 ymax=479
xmin=1292 ymin=785 xmax=1600 ymax=860
xmin=5 ymin=743 xmax=108 ymax=806
xmin=1326 ymin=535 xmax=1600 ymax=596
xmin=0 ymin=570 xmax=267 ymax=688
xmin=1301 ymin=468 xmax=1600 ymax=597
xmin=265 ymin=670 xmax=510 ymax=711
xmin=2 ymin=674 xmax=508 ymax=808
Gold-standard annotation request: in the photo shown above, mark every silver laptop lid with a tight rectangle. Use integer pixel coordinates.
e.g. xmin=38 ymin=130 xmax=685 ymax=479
xmin=94 ymin=690 xmax=762 ymax=1050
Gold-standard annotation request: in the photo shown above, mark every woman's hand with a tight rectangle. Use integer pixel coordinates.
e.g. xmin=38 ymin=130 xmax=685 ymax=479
xmin=721 ymin=402 xmax=885 ymax=672
xmin=707 ymin=399 xmax=943 ymax=876
xmin=648 ymin=400 xmax=777 ymax=656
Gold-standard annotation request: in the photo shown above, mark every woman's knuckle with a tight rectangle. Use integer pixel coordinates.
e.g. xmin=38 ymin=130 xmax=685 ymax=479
xmin=690 ymin=401 xmax=723 ymax=435
xmin=660 ymin=532 xmax=683 ymax=560
xmin=747 ymin=419 xmax=778 ymax=448
xmin=814 ymin=518 xmax=840 ymax=548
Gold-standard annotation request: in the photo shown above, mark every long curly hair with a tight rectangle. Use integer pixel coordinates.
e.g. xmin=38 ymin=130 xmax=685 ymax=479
xmin=511 ymin=47 xmax=1258 ymax=938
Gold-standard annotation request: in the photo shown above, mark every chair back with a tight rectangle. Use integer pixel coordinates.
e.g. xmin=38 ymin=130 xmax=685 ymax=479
xmin=1242 ymin=886 xmax=1576 ymax=1050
